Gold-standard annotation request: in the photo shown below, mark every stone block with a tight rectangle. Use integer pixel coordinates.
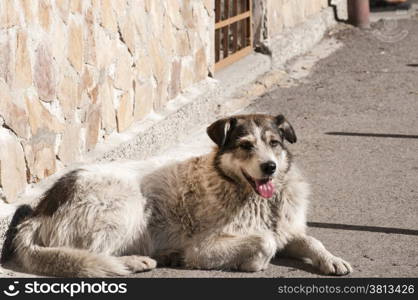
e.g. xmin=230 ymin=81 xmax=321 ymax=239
xmin=194 ymin=47 xmax=208 ymax=83
xmin=175 ymin=30 xmax=191 ymax=57
xmin=57 ymin=74 xmax=79 ymax=120
xmin=34 ymin=43 xmax=57 ymax=102
xmin=134 ymin=80 xmax=153 ymax=121
xmin=119 ymin=15 xmax=136 ymax=55
xmin=70 ymin=0 xmax=82 ymax=14
xmin=85 ymin=102 xmax=101 ymax=151
xmin=0 ymin=0 xmax=19 ymax=29
xmin=84 ymin=7 xmax=97 ymax=66
xmin=0 ymin=32 xmax=13 ymax=85
xmin=24 ymin=134 xmax=57 ymax=183
xmin=15 ymin=30 xmax=32 ymax=89
xmin=114 ymin=47 xmax=133 ymax=91
xmin=68 ymin=19 xmax=84 ymax=73
xmin=0 ymin=81 xmax=29 ymax=139
xmin=38 ymin=0 xmax=51 ymax=30
xmin=50 ymin=17 xmax=68 ymax=66
xmin=25 ymin=93 xmax=64 ymax=135
xmin=21 ymin=0 xmax=34 ymax=24
xmin=99 ymin=78 xmax=117 ymax=134
xmin=170 ymin=59 xmax=181 ymax=99
xmin=56 ymin=0 xmax=70 ymax=22
xmin=0 ymin=127 xmax=27 ymax=202
xmin=100 ymin=0 xmax=118 ymax=33
xmin=116 ymin=92 xmax=134 ymax=132
xmin=148 ymin=39 xmax=166 ymax=85
xmin=58 ymin=122 xmax=82 ymax=165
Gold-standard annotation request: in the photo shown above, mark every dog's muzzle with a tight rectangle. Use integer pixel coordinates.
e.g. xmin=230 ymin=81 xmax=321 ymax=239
xmin=241 ymin=169 xmax=275 ymax=199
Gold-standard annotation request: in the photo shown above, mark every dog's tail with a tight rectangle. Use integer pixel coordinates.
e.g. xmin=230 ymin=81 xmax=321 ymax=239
xmin=4 ymin=210 xmax=130 ymax=277
xmin=1 ymin=205 xmax=33 ymax=264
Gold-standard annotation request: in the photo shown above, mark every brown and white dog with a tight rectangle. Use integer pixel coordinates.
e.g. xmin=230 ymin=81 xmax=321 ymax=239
xmin=1 ymin=114 xmax=352 ymax=277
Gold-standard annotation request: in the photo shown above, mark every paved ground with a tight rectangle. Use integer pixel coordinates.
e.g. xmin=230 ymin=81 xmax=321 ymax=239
xmin=132 ymin=18 xmax=418 ymax=278
xmin=1 ymin=18 xmax=417 ymax=278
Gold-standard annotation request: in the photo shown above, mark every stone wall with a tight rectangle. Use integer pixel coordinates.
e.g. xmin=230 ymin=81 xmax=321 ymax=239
xmin=0 ymin=0 xmax=214 ymax=202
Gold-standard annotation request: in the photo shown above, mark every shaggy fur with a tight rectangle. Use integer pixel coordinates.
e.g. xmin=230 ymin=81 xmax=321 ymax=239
xmin=1 ymin=114 xmax=352 ymax=277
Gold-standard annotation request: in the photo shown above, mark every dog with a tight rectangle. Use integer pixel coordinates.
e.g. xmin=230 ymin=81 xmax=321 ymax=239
xmin=1 ymin=114 xmax=352 ymax=277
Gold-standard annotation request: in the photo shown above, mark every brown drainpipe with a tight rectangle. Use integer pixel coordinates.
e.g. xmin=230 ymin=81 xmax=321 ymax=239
xmin=348 ymin=0 xmax=370 ymax=28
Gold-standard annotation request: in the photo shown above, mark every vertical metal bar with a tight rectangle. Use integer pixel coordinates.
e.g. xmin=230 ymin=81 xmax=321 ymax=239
xmin=225 ymin=0 xmax=230 ymax=20
xmin=232 ymin=0 xmax=238 ymax=53
xmin=215 ymin=29 xmax=220 ymax=62
xmin=233 ymin=0 xmax=238 ymax=17
xmin=241 ymin=0 xmax=247 ymax=48
xmin=248 ymin=0 xmax=252 ymax=48
xmin=215 ymin=0 xmax=221 ymax=22
xmin=215 ymin=0 xmax=221 ymax=62
xmin=223 ymin=0 xmax=229 ymax=58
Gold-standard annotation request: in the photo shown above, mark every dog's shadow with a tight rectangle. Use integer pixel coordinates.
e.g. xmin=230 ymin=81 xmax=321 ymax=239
xmin=270 ymin=255 xmax=322 ymax=275
xmin=158 ymin=253 xmax=323 ymax=276
xmin=3 ymin=256 xmax=322 ymax=277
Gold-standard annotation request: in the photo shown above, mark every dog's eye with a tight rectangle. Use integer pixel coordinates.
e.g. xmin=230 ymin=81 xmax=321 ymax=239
xmin=240 ymin=142 xmax=254 ymax=151
xmin=270 ymin=140 xmax=280 ymax=147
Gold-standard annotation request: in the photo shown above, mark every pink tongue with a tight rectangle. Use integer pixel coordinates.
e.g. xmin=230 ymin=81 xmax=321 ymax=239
xmin=255 ymin=180 xmax=275 ymax=198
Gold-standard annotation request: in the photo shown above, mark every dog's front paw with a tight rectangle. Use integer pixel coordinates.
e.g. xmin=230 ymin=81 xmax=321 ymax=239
xmin=239 ymin=259 xmax=268 ymax=272
xmin=316 ymin=256 xmax=353 ymax=276
xmin=120 ymin=256 xmax=157 ymax=272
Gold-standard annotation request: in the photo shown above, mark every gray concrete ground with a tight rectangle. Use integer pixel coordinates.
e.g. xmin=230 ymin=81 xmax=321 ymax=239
xmin=132 ymin=18 xmax=418 ymax=278
xmin=1 ymin=17 xmax=418 ymax=278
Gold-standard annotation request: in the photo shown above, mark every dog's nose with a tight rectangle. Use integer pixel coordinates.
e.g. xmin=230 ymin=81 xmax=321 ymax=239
xmin=261 ymin=161 xmax=276 ymax=175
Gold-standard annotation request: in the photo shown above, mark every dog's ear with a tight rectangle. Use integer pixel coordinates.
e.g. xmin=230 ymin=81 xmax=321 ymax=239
xmin=207 ymin=117 xmax=237 ymax=148
xmin=275 ymin=114 xmax=297 ymax=144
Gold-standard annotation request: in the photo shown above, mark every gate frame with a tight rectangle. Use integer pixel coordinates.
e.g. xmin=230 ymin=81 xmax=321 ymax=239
xmin=214 ymin=0 xmax=253 ymax=72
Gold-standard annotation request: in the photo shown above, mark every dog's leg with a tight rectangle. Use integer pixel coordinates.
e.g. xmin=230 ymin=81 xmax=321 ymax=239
xmin=283 ymin=235 xmax=352 ymax=275
xmin=184 ymin=232 xmax=277 ymax=272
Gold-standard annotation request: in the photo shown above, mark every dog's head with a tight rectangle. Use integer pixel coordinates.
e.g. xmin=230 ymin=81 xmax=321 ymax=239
xmin=207 ymin=114 xmax=296 ymax=199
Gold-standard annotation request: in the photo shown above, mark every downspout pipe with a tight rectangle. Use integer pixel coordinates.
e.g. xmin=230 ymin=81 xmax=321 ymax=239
xmin=347 ymin=0 xmax=370 ymax=28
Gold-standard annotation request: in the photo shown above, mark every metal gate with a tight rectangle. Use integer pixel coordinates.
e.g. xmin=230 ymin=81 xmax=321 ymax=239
xmin=215 ymin=0 xmax=252 ymax=71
